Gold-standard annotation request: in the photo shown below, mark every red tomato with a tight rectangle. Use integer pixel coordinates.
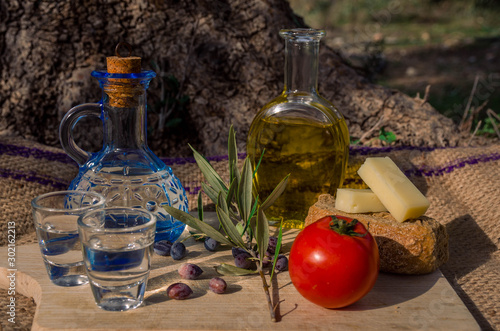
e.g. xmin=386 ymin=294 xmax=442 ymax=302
xmin=289 ymin=215 xmax=379 ymax=309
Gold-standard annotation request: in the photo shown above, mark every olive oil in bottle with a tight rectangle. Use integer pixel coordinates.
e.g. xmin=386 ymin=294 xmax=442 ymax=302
xmin=246 ymin=29 xmax=349 ymax=228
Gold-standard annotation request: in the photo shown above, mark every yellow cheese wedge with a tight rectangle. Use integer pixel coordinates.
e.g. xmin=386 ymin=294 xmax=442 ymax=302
xmin=335 ymin=188 xmax=387 ymax=213
xmin=357 ymin=157 xmax=430 ymax=222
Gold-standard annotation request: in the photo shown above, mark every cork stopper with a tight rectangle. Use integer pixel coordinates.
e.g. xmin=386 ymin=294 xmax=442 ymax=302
xmin=105 ymin=42 xmax=143 ymax=107
xmin=107 ymin=42 xmax=141 ymax=73
xmin=107 ymin=56 xmax=142 ymax=74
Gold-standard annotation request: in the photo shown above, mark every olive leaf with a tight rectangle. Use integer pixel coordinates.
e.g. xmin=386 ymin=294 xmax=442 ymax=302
xmin=269 ymin=223 xmax=283 ymax=281
xmin=252 ymin=147 xmax=266 ymax=178
xmin=197 ymin=190 xmax=204 ymax=222
xmin=163 ymin=206 xmax=232 ymax=246
xmin=228 ymin=125 xmax=240 ymax=184
xmin=215 ymin=263 xmax=258 ymax=276
xmin=260 ymin=174 xmax=290 ymax=211
xmin=217 ymin=190 xmax=229 ymax=215
xmin=255 ymin=208 xmax=269 ymax=265
xmin=226 ymin=178 xmax=237 ymax=209
xmin=189 ymin=144 xmax=228 ymax=194
xmin=201 ymin=182 xmax=220 ymax=205
xmin=216 ymin=193 xmax=246 ymax=248
xmin=230 ymin=160 xmax=241 ymax=191
xmin=242 ymin=196 xmax=259 ymax=237
xmin=237 ymin=157 xmax=253 ymax=224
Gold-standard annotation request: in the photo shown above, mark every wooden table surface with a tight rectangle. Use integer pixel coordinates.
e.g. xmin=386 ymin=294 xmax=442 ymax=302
xmin=1 ymin=214 xmax=479 ymax=330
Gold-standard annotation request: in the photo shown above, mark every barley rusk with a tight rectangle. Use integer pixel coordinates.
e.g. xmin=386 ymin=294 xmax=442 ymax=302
xmin=304 ymin=194 xmax=449 ymax=275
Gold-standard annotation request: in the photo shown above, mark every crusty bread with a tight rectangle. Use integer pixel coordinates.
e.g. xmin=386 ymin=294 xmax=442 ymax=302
xmin=304 ymin=194 xmax=449 ymax=275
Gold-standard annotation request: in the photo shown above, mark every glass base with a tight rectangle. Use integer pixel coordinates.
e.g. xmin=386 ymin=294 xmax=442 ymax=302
xmin=44 ymin=260 xmax=88 ymax=287
xmin=96 ymin=298 xmax=144 ymax=312
xmin=51 ymin=274 xmax=88 ymax=287
xmin=90 ymin=279 xmax=147 ymax=311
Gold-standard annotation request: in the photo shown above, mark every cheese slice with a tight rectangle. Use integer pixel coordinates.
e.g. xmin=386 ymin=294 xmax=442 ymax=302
xmin=357 ymin=157 xmax=430 ymax=222
xmin=335 ymin=188 xmax=387 ymax=213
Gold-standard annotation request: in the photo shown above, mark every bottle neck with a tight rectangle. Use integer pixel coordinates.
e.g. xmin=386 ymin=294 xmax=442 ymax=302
xmin=102 ymin=94 xmax=148 ymax=150
xmin=101 ymin=82 xmax=149 ymax=150
xmin=93 ymin=71 xmax=155 ymax=151
xmin=283 ymin=38 xmax=320 ymax=94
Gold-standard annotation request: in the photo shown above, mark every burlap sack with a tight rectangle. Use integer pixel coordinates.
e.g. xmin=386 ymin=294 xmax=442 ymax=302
xmin=1 ymin=136 xmax=499 ymax=330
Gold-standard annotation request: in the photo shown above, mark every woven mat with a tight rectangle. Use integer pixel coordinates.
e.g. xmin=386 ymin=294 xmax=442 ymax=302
xmin=1 ymin=136 xmax=499 ymax=330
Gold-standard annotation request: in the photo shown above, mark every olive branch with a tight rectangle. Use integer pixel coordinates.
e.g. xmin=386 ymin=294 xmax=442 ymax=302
xmin=163 ymin=125 xmax=289 ymax=322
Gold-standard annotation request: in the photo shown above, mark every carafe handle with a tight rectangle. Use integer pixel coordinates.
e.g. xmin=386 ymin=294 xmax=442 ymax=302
xmin=59 ymin=103 xmax=102 ymax=166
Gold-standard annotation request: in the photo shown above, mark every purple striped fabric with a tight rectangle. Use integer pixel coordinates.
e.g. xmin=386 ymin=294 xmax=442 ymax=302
xmin=0 ymin=167 xmax=69 ymax=190
xmin=0 ymin=143 xmax=75 ymax=164
xmin=1 ymin=142 xmax=498 ymax=192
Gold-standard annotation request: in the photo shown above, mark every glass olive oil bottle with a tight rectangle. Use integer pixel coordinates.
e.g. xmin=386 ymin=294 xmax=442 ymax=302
xmin=247 ymin=29 xmax=349 ymax=229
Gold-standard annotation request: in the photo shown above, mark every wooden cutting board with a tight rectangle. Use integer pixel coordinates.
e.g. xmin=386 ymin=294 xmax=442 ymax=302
xmin=1 ymin=216 xmax=479 ymax=330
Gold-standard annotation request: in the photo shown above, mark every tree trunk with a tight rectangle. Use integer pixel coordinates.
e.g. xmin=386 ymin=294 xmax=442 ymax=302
xmin=0 ymin=0 xmax=460 ymax=158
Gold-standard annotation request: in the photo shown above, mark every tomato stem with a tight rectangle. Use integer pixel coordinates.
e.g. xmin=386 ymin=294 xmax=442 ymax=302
xmin=329 ymin=216 xmax=366 ymax=237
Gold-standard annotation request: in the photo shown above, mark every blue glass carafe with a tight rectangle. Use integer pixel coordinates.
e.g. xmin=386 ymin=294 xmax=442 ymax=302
xmin=59 ymin=45 xmax=188 ymax=242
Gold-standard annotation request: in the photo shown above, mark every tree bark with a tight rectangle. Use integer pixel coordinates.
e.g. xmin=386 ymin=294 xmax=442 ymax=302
xmin=0 ymin=0 xmax=460 ymax=158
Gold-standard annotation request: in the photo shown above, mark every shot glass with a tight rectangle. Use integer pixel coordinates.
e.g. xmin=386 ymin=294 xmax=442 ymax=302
xmin=78 ymin=207 xmax=156 ymax=311
xmin=31 ymin=190 xmax=106 ymax=287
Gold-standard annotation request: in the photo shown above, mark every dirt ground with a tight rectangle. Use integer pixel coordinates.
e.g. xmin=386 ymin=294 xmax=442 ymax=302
xmin=321 ymin=32 xmax=500 ymax=146
xmin=380 ymin=37 xmax=500 ymax=125
xmin=288 ymin=0 xmax=500 ymax=142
